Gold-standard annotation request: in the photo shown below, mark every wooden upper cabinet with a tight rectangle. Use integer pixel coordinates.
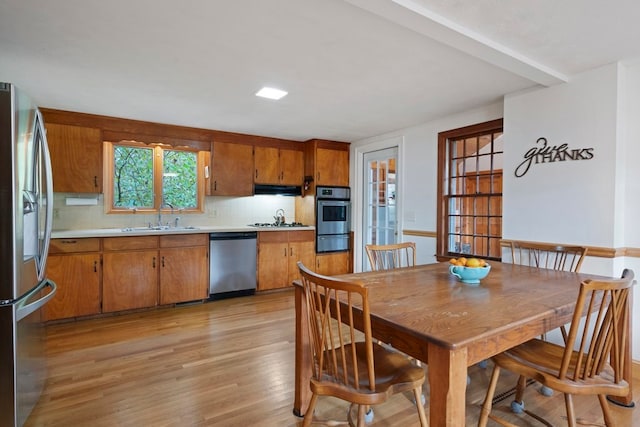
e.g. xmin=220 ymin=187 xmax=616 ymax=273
xmin=210 ymin=141 xmax=254 ymax=196
xmin=280 ymin=148 xmax=304 ymax=186
xmin=302 ymin=140 xmax=350 ymax=195
xmin=316 ymin=147 xmax=349 ymax=186
xmin=255 ymin=146 xmax=304 ymax=186
xmin=46 ymin=123 xmax=103 ymax=193
xmin=254 ymin=146 xmax=280 ymax=184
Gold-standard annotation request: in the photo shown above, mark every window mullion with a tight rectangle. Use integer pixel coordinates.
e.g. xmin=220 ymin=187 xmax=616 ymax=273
xmin=153 ymin=146 xmax=164 ymax=210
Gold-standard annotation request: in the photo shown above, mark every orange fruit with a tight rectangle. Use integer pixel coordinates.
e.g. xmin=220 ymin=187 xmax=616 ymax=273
xmin=458 ymin=257 xmax=467 ymax=266
xmin=466 ymin=258 xmax=481 ymax=268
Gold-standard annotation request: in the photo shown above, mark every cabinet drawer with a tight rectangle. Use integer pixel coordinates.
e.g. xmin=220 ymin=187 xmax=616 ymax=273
xmin=259 ymin=231 xmax=289 ymax=244
xmin=50 ymin=238 xmax=101 ymax=254
xmin=103 ymin=236 xmax=159 ymax=251
xmin=160 ymin=233 xmax=208 ymax=248
xmin=287 ymin=230 xmax=314 ymax=243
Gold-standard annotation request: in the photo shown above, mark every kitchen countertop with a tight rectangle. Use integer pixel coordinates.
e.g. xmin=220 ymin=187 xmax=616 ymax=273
xmin=52 ymin=225 xmax=315 ymax=239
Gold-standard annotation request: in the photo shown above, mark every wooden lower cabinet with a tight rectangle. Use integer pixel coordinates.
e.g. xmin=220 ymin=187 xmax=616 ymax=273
xmin=102 ymin=250 xmax=158 ymax=312
xmin=44 ymin=238 xmax=102 ymax=321
xmin=288 ymin=234 xmax=316 ymax=286
xmin=159 ymin=234 xmax=209 ymax=304
xmin=258 ymin=230 xmax=315 ymax=291
xmin=315 ymin=252 xmax=350 ymax=276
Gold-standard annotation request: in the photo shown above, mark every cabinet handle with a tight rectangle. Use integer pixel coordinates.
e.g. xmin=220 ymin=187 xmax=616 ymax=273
xmin=152 ymin=257 xmax=156 ymax=268
xmin=94 ymin=176 xmax=98 ymax=188
xmin=93 ymin=260 xmax=97 ymax=273
xmin=214 ymin=180 xmax=217 ymax=191
xmin=317 ymin=172 xmax=320 ymax=182
xmin=162 ymin=256 xmax=165 ymax=267
xmin=61 ymin=240 xmax=77 ymax=244
xmin=284 ymin=248 xmax=287 ymax=257
xmin=255 ymin=169 xmax=258 ymax=179
xmin=289 ymin=247 xmax=292 ymax=256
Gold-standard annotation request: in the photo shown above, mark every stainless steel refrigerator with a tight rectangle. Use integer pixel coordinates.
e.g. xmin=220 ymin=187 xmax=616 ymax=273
xmin=0 ymin=82 xmax=57 ymax=427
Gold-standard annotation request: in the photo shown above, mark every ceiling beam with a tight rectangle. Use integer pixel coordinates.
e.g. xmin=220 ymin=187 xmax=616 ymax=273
xmin=345 ymin=0 xmax=568 ymax=86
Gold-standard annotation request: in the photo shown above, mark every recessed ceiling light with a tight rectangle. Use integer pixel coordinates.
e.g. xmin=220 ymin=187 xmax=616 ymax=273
xmin=256 ymin=87 xmax=288 ymax=100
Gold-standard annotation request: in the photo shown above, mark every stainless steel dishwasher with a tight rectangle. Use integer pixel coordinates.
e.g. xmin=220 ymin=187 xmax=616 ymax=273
xmin=209 ymin=231 xmax=257 ymax=300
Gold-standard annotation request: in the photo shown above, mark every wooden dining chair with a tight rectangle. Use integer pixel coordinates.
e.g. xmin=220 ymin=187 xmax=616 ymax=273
xmin=508 ymin=241 xmax=587 ymax=275
xmin=297 ymin=261 xmax=427 ymax=427
xmin=504 ymin=241 xmax=589 ymax=400
xmin=478 ymin=269 xmax=635 ymax=427
xmin=365 ymin=242 xmax=416 ymax=271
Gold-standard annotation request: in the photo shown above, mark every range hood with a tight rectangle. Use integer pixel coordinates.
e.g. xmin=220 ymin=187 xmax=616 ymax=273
xmin=254 ymin=184 xmax=302 ymax=196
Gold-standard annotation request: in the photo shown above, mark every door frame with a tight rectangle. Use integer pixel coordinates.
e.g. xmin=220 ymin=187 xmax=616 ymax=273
xmin=353 ymin=136 xmax=404 ymax=273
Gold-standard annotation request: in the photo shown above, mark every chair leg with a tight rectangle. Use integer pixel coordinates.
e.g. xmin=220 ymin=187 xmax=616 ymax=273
xmin=510 ymin=374 xmax=527 ymax=413
xmin=564 ymin=393 xmax=576 ymax=427
xmin=357 ymin=404 xmax=366 ymax=427
xmin=597 ymin=394 xmax=615 ymax=427
xmin=413 ymin=386 xmax=428 ymax=427
xmin=479 ymin=365 xmax=501 ymax=427
xmin=302 ymin=393 xmax=319 ymax=427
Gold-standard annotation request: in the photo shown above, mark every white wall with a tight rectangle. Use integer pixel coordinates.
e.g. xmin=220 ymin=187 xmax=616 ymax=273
xmin=503 ymin=64 xmax=619 ymax=247
xmin=505 ymin=62 xmax=639 ymax=360
xmin=622 ymin=61 xmax=640 ymax=363
xmin=352 ymin=62 xmax=639 ymax=361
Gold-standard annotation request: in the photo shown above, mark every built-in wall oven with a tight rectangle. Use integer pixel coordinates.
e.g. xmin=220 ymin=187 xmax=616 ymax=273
xmin=316 ymin=186 xmax=351 ymax=253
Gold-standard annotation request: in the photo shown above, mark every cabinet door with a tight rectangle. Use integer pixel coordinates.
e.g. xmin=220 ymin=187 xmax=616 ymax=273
xmin=46 ymin=123 xmax=103 ymax=193
xmin=288 ymin=240 xmax=315 ymax=287
xmin=316 ymin=148 xmax=349 ymax=186
xmin=315 ymin=252 xmax=350 ymax=276
xmin=102 ymin=250 xmax=158 ymax=312
xmin=280 ymin=148 xmax=304 ymax=186
xmin=258 ymin=231 xmax=289 ymax=291
xmin=43 ymin=254 xmax=101 ymax=321
xmin=254 ymin=146 xmax=280 ymax=184
xmin=160 ymin=246 xmax=208 ymax=304
xmin=211 ymin=141 xmax=254 ymax=196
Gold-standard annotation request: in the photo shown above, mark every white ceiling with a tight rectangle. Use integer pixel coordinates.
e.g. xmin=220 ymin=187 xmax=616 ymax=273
xmin=1 ymin=0 xmax=639 ymax=142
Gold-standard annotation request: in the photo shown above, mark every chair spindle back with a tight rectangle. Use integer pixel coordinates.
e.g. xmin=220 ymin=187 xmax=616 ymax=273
xmin=298 ymin=262 xmax=375 ymax=392
xmin=365 ymin=242 xmax=416 ymax=271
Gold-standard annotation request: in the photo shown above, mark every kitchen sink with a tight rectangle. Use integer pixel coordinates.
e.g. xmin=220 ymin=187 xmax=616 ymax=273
xmin=121 ymin=226 xmax=199 ymax=232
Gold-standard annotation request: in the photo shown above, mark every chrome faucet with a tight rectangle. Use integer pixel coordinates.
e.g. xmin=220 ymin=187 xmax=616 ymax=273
xmin=158 ymin=202 xmax=174 ymax=228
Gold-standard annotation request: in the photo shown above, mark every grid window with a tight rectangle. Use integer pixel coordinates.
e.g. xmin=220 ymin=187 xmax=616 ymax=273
xmin=437 ymin=119 xmax=503 ymax=260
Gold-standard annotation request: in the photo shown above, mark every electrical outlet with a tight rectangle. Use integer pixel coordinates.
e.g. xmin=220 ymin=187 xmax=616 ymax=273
xmin=53 ymin=208 xmax=60 ymax=220
xmin=208 ymin=209 xmax=217 ymax=218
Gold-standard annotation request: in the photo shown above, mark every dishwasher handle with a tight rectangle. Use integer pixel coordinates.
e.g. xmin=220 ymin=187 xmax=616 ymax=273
xmin=209 ymin=231 xmax=258 ymax=241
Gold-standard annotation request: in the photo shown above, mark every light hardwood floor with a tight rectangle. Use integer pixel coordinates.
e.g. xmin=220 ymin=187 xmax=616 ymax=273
xmin=28 ymin=290 xmax=639 ymax=426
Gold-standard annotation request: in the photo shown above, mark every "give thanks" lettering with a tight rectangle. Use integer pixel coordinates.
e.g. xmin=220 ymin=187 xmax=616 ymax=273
xmin=515 ymin=137 xmax=594 ymax=177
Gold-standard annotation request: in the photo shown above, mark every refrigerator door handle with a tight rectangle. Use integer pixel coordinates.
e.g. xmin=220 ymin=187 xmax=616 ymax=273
xmin=36 ymin=109 xmax=54 ymax=280
xmin=16 ymin=279 xmax=57 ymax=322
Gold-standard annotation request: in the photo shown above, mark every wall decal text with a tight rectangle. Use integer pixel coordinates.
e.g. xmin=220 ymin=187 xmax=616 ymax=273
xmin=515 ymin=137 xmax=594 ymax=177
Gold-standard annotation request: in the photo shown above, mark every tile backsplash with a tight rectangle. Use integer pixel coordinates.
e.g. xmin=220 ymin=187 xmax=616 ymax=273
xmin=52 ymin=193 xmax=297 ymax=230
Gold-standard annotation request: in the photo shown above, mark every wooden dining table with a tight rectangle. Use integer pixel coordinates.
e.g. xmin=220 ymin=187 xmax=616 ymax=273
xmin=292 ymin=261 xmax=633 ymax=426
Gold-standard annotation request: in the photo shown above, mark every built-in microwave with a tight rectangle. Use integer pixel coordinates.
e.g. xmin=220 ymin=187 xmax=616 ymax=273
xmin=315 ymin=186 xmax=351 ymax=253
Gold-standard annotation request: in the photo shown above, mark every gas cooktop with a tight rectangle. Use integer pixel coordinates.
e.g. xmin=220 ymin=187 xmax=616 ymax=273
xmin=249 ymin=222 xmax=308 ymax=228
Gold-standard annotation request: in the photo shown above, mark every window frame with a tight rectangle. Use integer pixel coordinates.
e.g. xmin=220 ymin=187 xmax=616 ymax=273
xmin=436 ymin=119 xmax=503 ymax=261
xmin=103 ymin=140 xmax=208 ymax=215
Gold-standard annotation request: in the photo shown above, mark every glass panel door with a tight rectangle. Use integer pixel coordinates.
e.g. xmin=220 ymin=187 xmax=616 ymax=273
xmin=363 ymin=147 xmax=397 ymax=270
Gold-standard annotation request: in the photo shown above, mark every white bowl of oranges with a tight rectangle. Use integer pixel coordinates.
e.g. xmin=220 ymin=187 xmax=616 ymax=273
xmin=448 ymin=257 xmax=490 ymax=285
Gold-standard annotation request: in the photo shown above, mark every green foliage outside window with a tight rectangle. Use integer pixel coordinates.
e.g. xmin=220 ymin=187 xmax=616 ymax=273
xmin=114 ymin=146 xmax=154 ymax=208
xmin=163 ymin=150 xmax=197 ymax=208
xmin=113 ymin=145 xmax=198 ymax=210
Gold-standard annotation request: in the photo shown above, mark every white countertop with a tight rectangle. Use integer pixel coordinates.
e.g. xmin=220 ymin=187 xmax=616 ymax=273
xmin=51 ymin=225 xmax=315 ymax=239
